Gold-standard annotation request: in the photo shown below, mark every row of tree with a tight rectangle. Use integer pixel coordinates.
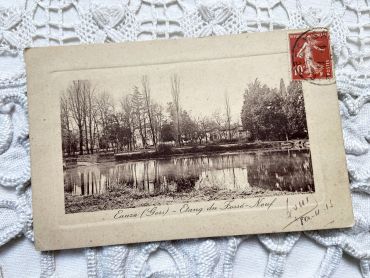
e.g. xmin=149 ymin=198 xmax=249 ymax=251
xmin=60 ymin=75 xmax=239 ymax=156
xmin=61 ymin=76 xmax=307 ymax=157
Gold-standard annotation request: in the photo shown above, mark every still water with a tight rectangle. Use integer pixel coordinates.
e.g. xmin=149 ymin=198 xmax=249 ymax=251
xmin=64 ymin=150 xmax=314 ymax=196
xmin=64 ymin=150 xmax=314 ymax=195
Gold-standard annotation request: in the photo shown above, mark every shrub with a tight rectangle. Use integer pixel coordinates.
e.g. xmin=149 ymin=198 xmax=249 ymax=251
xmin=176 ymin=177 xmax=197 ymax=192
xmin=157 ymin=143 xmax=174 ymax=155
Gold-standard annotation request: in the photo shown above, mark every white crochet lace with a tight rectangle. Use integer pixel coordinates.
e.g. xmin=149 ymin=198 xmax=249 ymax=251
xmin=0 ymin=0 xmax=369 ymax=277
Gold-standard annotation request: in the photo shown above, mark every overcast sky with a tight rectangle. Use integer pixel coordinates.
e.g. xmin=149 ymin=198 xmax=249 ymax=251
xmin=70 ymin=53 xmax=289 ymax=123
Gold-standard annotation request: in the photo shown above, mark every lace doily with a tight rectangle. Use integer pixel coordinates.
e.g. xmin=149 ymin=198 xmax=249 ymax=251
xmin=0 ymin=0 xmax=369 ymax=277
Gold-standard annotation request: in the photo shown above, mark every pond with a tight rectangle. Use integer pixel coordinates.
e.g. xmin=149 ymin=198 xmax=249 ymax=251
xmin=64 ymin=150 xmax=314 ymax=196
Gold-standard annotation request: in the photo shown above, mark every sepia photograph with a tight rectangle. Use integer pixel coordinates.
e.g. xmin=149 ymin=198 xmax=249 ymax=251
xmin=61 ymin=59 xmax=314 ymax=214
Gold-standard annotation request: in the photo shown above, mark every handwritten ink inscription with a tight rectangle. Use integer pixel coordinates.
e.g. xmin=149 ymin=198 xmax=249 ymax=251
xmin=283 ymin=196 xmax=334 ymax=229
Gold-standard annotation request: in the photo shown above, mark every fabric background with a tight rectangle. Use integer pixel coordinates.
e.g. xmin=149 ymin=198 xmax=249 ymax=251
xmin=0 ymin=0 xmax=369 ymax=277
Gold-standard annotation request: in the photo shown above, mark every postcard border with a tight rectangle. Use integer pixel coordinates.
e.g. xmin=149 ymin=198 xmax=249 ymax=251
xmin=25 ymin=29 xmax=354 ymax=251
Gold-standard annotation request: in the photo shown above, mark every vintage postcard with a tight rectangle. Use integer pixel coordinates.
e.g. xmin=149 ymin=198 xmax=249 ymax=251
xmin=25 ymin=29 xmax=354 ymax=251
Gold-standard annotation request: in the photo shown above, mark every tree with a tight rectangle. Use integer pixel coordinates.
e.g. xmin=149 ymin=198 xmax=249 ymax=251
xmin=121 ymin=95 xmax=135 ymax=151
xmin=82 ymin=81 xmax=98 ymax=153
xmin=224 ymin=92 xmax=232 ymax=141
xmin=170 ymin=74 xmax=181 ymax=146
xmin=132 ymin=86 xmax=147 ymax=148
xmin=66 ymin=80 xmax=85 ymax=154
xmin=279 ymin=78 xmax=287 ymax=96
xmin=142 ymin=75 xmax=157 ymax=149
xmin=180 ymin=110 xmax=197 ymax=142
xmin=195 ymin=116 xmax=212 ymax=144
xmin=241 ymin=79 xmax=307 ymax=141
xmin=96 ymin=91 xmax=114 ymax=148
xmin=161 ymin=121 xmax=175 ymax=142
xmin=151 ymin=102 xmax=164 ymax=144
xmin=60 ymin=93 xmax=73 ymax=155
xmin=285 ymin=81 xmax=307 ymax=139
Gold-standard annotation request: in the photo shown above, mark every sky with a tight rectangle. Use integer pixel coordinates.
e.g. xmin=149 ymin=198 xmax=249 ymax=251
xmin=64 ymin=53 xmax=289 ymax=123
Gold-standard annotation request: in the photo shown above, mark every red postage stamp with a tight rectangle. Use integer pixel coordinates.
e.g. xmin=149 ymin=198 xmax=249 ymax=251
xmin=289 ymin=30 xmax=333 ymax=80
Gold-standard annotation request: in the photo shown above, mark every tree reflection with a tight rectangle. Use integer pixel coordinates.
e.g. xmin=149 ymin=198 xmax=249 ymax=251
xmin=64 ymin=150 xmax=314 ymax=196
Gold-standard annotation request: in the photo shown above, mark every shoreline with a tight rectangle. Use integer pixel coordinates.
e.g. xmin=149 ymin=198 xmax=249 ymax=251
xmin=64 ymin=186 xmax=304 ymax=214
xmin=64 ymin=139 xmax=310 ymax=167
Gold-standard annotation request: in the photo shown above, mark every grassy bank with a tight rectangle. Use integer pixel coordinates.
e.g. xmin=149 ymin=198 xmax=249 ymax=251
xmin=63 ymin=140 xmax=309 ymax=165
xmin=114 ymin=140 xmax=309 ymax=161
xmin=64 ymin=186 xmax=295 ymax=214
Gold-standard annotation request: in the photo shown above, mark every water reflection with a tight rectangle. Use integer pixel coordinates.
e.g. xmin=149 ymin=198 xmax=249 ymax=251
xmin=64 ymin=150 xmax=314 ymax=196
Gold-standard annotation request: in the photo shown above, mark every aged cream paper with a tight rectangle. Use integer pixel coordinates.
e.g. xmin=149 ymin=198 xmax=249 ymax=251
xmin=25 ymin=29 xmax=353 ymax=251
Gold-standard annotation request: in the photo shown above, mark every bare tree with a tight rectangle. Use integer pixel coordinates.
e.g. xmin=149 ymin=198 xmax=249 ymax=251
xmin=171 ymin=74 xmax=181 ymax=146
xmin=121 ymin=95 xmax=135 ymax=151
xmin=83 ymin=81 xmax=98 ymax=153
xmin=96 ymin=92 xmax=113 ymax=133
xmin=60 ymin=93 xmax=72 ymax=155
xmin=142 ymin=76 xmax=157 ymax=149
xmin=67 ymin=80 xmax=85 ymax=154
xmin=197 ymin=116 xmax=211 ymax=144
xmin=132 ymin=86 xmax=147 ymax=148
xmin=153 ymin=103 xmax=164 ymax=143
xmin=96 ymin=91 xmax=114 ymax=152
xmin=64 ymin=80 xmax=98 ymax=155
xmin=224 ymin=92 xmax=232 ymax=141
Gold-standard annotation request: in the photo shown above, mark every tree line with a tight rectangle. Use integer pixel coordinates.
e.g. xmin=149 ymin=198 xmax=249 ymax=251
xmin=61 ymin=76 xmax=307 ymax=157
xmin=60 ymin=75 xmax=241 ymax=156
xmin=241 ymin=79 xmax=307 ymax=141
